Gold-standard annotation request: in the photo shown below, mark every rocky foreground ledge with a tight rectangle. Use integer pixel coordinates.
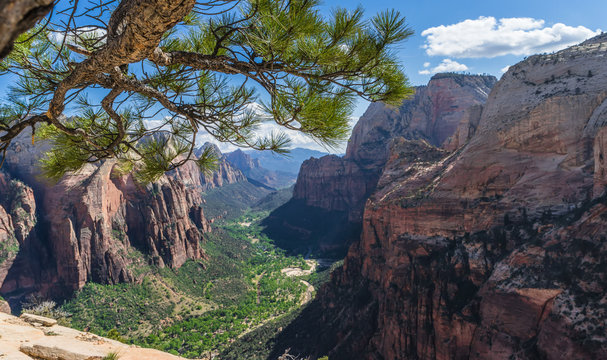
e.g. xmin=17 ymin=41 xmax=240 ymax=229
xmin=0 ymin=312 xmax=184 ymax=360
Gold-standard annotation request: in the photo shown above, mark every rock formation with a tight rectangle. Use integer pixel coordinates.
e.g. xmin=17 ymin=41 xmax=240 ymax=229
xmin=225 ymin=149 xmax=296 ymax=189
xmin=274 ymin=35 xmax=607 ymax=359
xmin=265 ymin=73 xmax=497 ymax=254
xmin=195 ymin=143 xmax=247 ymax=190
xmin=0 ymin=133 xmax=247 ymax=305
xmin=0 ymin=311 xmax=185 ymax=359
xmin=43 ymin=159 xmax=209 ymax=293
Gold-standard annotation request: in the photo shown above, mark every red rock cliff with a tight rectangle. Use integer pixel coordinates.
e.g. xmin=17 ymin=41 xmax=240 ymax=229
xmin=270 ymin=74 xmax=496 ymax=253
xmin=276 ymin=35 xmax=607 ymax=360
xmin=0 ymin=134 xmax=246 ymax=300
xmin=0 ymin=172 xmax=44 ymax=297
xmin=295 ymin=74 xmax=497 ymax=219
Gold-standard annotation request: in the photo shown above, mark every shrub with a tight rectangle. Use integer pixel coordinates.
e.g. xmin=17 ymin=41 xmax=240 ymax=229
xmin=103 ymin=353 xmax=120 ymax=360
xmin=21 ymin=295 xmax=71 ymax=326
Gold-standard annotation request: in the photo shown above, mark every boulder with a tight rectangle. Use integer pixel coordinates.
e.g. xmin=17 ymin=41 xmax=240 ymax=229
xmin=20 ymin=313 xmax=57 ymax=327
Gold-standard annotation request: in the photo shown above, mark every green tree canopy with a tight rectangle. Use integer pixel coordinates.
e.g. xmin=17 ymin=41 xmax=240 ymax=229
xmin=0 ymin=0 xmax=413 ymax=182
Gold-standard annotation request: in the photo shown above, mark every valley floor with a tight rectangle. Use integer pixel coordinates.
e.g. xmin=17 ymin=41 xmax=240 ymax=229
xmin=52 ymin=210 xmax=337 ymax=359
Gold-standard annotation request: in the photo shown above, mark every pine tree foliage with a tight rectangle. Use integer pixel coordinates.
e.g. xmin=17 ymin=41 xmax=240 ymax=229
xmin=0 ymin=0 xmax=413 ymax=182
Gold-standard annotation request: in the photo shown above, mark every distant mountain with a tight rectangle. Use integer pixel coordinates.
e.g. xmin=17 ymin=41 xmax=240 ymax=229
xmin=194 ymin=142 xmax=247 ymax=190
xmin=225 ymin=149 xmax=296 ymax=189
xmin=244 ymin=148 xmax=330 ymax=175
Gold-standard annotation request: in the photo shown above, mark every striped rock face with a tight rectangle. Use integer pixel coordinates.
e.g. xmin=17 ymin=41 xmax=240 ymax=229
xmin=274 ymin=34 xmax=607 ymax=360
xmin=0 ymin=132 xmax=255 ymax=301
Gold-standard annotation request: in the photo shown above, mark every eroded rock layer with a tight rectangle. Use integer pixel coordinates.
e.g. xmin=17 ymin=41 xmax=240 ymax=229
xmin=275 ymin=35 xmax=607 ymax=360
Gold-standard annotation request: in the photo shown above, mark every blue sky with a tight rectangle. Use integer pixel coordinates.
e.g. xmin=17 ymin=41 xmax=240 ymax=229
xmin=319 ymin=0 xmax=605 ymax=119
xmin=1 ymin=0 xmax=604 ymax=153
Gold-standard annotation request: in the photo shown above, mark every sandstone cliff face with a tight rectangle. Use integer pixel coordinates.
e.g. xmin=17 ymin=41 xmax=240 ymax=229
xmin=345 ymin=73 xmax=496 ymax=167
xmin=195 ymin=143 xmax=246 ymax=190
xmin=0 ymin=134 xmax=246 ymax=302
xmin=293 ymin=155 xmax=372 ymax=216
xmin=295 ymin=74 xmax=496 ymax=218
xmin=225 ymin=149 xmax=296 ymax=188
xmin=271 ymin=74 xmax=496 ymax=253
xmin=275 ymin=35 xmax=607 ymax=360
xmin=0 ymin=171 xmax=45 ymax=297
xmin=43 ymin=159 xmax=210 ymax=292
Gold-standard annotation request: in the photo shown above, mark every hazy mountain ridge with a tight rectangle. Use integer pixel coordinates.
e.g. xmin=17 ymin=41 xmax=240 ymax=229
xmin=244 ymin=148 xmax=331 ymax=175
xmin=225 ymin=149 xmax=297 ymax=189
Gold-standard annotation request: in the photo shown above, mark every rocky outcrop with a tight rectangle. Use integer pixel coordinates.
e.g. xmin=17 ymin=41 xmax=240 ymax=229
xmin=195 ymin=143 xmax=246 ymax=190
xmin=274 ymin=35 xmax=607 ymax=359
xmin=43 ymin=159 xmax=209 ymax=292
xmin=226 ymin=149 xmax=296 ymax=189
xmin=0 ymin=299 xmax=10 ymax=314
xmin=266 ymin=74 xmax=497 ymax=253
xmin=0 ymin=312 xmax=185 ymax=359
xmin=0 ymin=133 xmax=249 ymax=302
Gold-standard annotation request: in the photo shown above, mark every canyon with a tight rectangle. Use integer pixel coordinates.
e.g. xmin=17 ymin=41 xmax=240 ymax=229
xmin=273 ymin=34 xmax=607 ymax=360
xmin=0 ymin=25 xmax=606 ymax=360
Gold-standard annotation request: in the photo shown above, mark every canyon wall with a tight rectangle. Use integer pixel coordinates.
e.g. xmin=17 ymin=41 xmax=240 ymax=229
xmin=265 ymin=74 xmax=497 ymax=254
xmin=225 ymin=149 xmax=296 ymax=189
xmin=0 ymin=134 xmax=246 ymax=304
xmin=275 ymin=35 xmax=607 ymax=359
xmin=195 ymin=143 xmax=247 ymax=190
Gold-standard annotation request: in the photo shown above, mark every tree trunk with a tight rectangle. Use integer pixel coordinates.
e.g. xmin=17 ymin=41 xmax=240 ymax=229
xmin=0 ymin=0 xmax=54 ymax=59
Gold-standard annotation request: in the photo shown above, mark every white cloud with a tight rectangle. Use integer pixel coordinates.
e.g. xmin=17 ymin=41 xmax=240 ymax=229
xmin=49 ymin=27 xmax=107 ymax=48
xmin=423 ymin=62 xmax=431 ymax=68
xmin=421 ymin=16 xmax=601 ymax=58
xmin=500 ymin=66 xmax=511 ymax=74
xmin=419 ymin=59 xmax=469 ymax=75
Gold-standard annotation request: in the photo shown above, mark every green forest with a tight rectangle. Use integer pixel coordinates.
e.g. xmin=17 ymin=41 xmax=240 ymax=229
xmin=57 ymin=211 xmax=335 ymax=359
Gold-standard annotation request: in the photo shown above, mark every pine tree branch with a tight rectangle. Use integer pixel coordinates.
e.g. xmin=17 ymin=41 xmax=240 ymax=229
xmin=48 ymin=0 xmax=197 ymax=118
